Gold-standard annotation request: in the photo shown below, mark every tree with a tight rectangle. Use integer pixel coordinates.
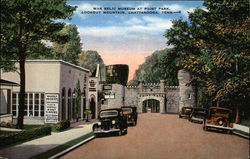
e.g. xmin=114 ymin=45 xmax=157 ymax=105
xmin=53 ymin=24 xmax=82 ymax=64
xmin=132 ymin=49 xmax=179 ymax=85
xmin=165 ymin=0 xmax=250 ymax=122
xmin=75 ymin=80 xmax=81 ymax=122
xmin=1 ymin=0 xmax=75 ymax=129
xmin=78 ymin=50 xmax=105 ymax=78
xmin=106 ymin=64 xmax=129 ymax=86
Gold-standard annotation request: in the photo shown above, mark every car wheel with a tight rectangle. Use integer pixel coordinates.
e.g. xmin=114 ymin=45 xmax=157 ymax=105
xmin=226 ymin=130 xmax=232 ymax=134
xmin=118 ymin=130 xmax=122 ymax=136
xmin=203 ymin=126 xmax=208 ymax=131
xmin=123 ymin=129 xmax=128 ymax=135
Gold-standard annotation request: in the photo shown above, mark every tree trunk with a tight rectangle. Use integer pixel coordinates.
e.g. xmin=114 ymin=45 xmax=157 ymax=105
xmin=235 ymin=104 xmax=241 ymax=123
xmin=17 ymin=52 xmax=25 ymax=129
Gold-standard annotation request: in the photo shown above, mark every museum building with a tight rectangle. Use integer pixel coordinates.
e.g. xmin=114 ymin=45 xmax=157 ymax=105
xmin=1 ymin=60 xmax=90 ymax=125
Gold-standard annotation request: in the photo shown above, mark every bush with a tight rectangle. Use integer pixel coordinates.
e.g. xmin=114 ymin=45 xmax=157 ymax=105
xmin=106 ymin=64 xmax=129 ymax=86
xmin=0 ymin=125 xmax=51 ymax=148
xmin=54 ymin=120 xmax=70 ymax=131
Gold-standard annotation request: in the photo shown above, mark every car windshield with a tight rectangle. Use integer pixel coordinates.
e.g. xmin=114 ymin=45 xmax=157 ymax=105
xmin=122 ymin=108 xmax=132 ymax=113
xmin=100 ymin=110 xmax=118 ymax=118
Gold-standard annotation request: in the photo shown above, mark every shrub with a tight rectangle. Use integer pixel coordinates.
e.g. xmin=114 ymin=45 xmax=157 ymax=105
xmin=106 ymin=64 xmax=129 ymax=86
xmin=0 ymin=125 xmax=51 ymax=148
xmin=54 ymin=120 xmax=70 ymax=131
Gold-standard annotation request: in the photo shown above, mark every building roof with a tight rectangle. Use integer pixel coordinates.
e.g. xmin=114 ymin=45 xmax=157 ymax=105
xmin=0 ymin=79 xmax=19 ymax=86
xmin=25 ymin=60 xmax=90 ymax=72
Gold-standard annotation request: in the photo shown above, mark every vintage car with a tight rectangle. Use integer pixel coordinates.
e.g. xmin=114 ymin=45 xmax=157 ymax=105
xmin=203 ymin=107 xmax=233 ymax=133
xmin=179 ymin=107 xmax=193 ymax=118
xmin=93 ymin=108 xmax=128 ymax=136
xmin=188 ymin=107 xmax=207 ymax=124
xmin=121 ymin=106 xmax=138 ymax=126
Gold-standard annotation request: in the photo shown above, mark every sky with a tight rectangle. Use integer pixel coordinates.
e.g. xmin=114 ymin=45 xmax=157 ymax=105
xmin=63 ymin=0 xmax=205 ymax=80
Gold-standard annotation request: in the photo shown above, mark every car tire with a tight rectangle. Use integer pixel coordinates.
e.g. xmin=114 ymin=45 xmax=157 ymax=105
xmin=226 ymin=130 xmax=232 ymax=134
xmin=203 ymin=126 xmax=208 ymax=131
xmin=118 ymin=130 xmax=122 ymax=136
xmin=123 ymin=129 xmax=128 ymax=135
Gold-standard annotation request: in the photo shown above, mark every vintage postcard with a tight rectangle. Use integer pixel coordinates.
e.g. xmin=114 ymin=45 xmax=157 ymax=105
xmin=0 ymin=0 xmax=249 ymax=159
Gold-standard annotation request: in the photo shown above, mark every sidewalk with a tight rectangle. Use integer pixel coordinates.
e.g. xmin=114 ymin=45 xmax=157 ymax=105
xmin=0 ymin=120 xmax=97 ymax=159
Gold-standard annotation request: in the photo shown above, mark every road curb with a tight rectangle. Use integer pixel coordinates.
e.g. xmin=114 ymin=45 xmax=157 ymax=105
xmin=49 ymin=135 xmax=95 ymax=159
xmin=233 ymin=131 xmax=249 ymax=139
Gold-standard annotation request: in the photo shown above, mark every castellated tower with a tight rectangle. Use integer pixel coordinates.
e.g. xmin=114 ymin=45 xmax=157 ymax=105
xmin=178 ymin=69 xmax=196 ymax=110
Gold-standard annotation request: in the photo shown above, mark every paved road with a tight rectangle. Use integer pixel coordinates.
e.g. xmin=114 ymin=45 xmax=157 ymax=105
xmin=61 ymin=113 xmax=249 ymax=159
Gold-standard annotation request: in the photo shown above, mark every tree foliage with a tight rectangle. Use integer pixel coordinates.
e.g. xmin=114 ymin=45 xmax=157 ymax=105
xmin=78 ymin=50 xmax=106 ymax=79
xmin=132 ymin=49 xmax=179 ymax=85
xmin=0 ymin=0 xmax=75 ymax=128
xmin=53 ymin=24 xmax=82 ymax=64
xmin=165 ymin=0 xmax=250 ymax=122
xmin=106 ymin=64 xmax=129 ymax=86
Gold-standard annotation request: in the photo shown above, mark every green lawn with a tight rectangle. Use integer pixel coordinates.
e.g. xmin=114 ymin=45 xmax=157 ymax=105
xmin=239 ymin=119 xmax=250 ymax=127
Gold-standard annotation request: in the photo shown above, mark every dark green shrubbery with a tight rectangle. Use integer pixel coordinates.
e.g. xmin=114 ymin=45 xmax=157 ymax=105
xmin=106 ymin=64 xmax=129 ymax=86
xmin=0 ymin=125 xmax=51 ymax=148
xmin=54 ymin=120 xmax=70 ymax=131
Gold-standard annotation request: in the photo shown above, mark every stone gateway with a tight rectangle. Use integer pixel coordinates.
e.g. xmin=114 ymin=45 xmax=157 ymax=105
xmin=101 ymin=70 xmax=195 ymax=114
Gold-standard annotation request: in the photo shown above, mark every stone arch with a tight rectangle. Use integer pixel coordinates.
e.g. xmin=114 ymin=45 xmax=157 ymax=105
xmin=143 ymin=99 xmax=160 ymax=113
xmin=138 ymin=95 xmax=165 ymax=113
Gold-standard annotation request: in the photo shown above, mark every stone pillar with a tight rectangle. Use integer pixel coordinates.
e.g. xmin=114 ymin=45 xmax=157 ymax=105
xmin=160 ymin=80 xmax=165 ymax=92
xmin=138 ymin=81 xmax=143 ymax=92
xmin=178 ymin=69 xmax=195 ymax=110
xmin=160 ymin=97 xmax=165 ymax=113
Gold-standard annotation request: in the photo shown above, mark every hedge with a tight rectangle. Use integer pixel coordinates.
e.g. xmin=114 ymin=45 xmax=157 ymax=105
xmin=0 ymin=125 xmax=51 ymax=148
xmin=106 ymin=64 xmax=129 ymax=86
xmin=54 ymin=120 xmax=70 ymax=131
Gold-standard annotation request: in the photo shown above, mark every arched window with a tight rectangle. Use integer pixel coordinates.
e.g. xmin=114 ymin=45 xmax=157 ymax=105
xmin=67 ymin=88 xmax=72 ymax=120
xmin=72 ymin=89 xmax=76 ymax=120
xmin=61 ymin=88 xmax=66 ymax=120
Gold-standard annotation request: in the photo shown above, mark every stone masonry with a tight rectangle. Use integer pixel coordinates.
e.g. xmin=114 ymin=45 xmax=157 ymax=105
xmin=101 ymin=69 xmax=195 ymax=114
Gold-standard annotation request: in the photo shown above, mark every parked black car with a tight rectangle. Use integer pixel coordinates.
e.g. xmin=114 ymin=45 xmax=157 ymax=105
xmin=188 ymin=107 xmax=207 ymax=124
xmin=179 ymin=107 xmax=193 ymax=118
xmin=121 ymin=106 xmax=138 ymax=126
xmin=93 ymin=108 xmax=128 ymax=137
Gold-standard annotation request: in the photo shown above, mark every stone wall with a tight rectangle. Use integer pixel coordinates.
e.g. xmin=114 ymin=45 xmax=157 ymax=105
xmin=125 ymin=86 xmax=139 ymax=106
xmin=103 ymin=84 xmax=124 ymax=109
xmin=166 ymin=86 xmax=180 ymax=113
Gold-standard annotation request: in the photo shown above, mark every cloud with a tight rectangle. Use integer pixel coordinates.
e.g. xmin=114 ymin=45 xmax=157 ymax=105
xmin=74 ymin=3 xmax=101 ymax=19
xmin=78 ymin=16 xmax=172 ymax=38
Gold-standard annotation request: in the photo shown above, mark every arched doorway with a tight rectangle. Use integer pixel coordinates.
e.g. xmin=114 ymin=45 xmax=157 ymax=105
xmin=90 ymin=97 xmax=96 ymax=119
xmin=142 ymin=99 xmax=160 ymax=113
xmin=61 ymin=88 xmax=66 ymax=120
xmin=67 ymin=89 xmax=71 ymax=120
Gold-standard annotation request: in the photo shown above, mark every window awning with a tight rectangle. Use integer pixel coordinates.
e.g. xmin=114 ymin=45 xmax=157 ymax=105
xmin=0 ymin=79 xmax=19 ymax=86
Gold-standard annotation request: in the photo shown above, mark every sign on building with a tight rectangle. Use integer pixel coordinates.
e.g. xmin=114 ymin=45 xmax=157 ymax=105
xmin=45 ymin=94 xmax=59 ymax=123
xmin=103 ymin=84 xmax=112 ymax=90
xmin=104 ymin=92 xmax=115 ymax=99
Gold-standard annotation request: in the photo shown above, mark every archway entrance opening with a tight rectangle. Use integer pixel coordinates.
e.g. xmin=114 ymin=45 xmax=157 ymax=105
xmin=142 ymin=99 xmax=160 ymax=113
xmin=90 ymin=97 xmax=96 ymax=119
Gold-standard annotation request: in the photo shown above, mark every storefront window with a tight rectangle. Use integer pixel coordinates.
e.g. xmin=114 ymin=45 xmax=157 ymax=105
xmin=12 ymin=92 xmax=45 ymax=117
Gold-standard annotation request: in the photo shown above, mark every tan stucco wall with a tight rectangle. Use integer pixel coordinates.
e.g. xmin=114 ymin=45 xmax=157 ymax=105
xmin=1 ymin=62 xmax=61 ymax=93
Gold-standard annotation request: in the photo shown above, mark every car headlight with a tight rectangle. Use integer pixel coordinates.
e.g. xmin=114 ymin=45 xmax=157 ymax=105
xmin=97 ymin=122 xmax=101 ymax=125
xmin=112 ymin=120 xmax=116 ymax=124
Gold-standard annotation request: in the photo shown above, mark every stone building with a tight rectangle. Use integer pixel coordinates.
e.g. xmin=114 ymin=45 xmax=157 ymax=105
xmin=1 ymin=60 xmax=90 ymax=124
xmin=100 ymin=69 xmax=195 ymax=114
